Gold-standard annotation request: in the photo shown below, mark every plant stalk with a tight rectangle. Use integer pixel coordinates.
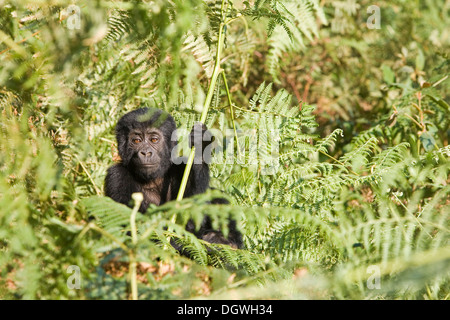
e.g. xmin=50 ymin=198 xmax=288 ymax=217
xmin=129 ymin=193 xmax=142 ymax=300
xmin=176 ymin=11 xmax=227 ymax=201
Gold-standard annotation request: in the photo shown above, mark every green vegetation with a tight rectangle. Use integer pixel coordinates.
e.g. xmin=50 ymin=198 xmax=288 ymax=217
xmin=0 ymin=0 xmax=448 ymax=300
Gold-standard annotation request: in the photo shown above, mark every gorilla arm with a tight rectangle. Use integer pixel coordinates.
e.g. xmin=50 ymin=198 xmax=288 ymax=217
xmin=104 ymin=163 xmax=136 ymax=207
xmin=169 ymin=122 xmax=211 ymax=199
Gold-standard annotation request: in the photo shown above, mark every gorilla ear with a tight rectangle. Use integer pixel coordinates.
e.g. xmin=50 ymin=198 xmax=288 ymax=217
xmin=115 ymin=124 xmax=131 ymax=165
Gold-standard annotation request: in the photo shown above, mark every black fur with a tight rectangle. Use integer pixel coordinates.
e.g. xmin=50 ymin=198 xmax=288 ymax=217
xmin=104 ymin=107 xmax=242 ymax=249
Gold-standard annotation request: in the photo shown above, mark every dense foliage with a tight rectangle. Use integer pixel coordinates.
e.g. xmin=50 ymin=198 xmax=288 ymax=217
xmin=0 ymin=0 xmax=448 ymax=299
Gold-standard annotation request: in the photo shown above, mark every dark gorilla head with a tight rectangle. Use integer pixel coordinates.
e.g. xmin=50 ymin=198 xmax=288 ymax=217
xmin=115 ymin=108 xmax=177 ymax=181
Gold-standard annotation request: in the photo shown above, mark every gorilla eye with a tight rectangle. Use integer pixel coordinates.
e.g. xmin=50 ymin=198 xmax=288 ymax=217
xmin=150 ymin=137 xmax=159 ymax=143
xmin=133 ymin=138 xmax=142 ymax=144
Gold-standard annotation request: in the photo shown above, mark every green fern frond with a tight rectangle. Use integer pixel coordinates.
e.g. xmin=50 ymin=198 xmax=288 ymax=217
xmin=81 ymin=196 xmax=133 ymax=239
xmin=264 ymin=0 xmax=327 ymax=81
xmin=339 ymin=137 xmax=379 ymax=170
xmin=370 ymin=142 xmax=410 ymax=174
xmin=183 ymin=32 xmax=215 ymax=78
xmin=316 ymin=129 xmax=344 ymax=153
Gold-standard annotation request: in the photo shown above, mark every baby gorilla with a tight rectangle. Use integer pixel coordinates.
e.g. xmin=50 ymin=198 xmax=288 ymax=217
xmin=104 ymin=108 xmax=242 ymax=249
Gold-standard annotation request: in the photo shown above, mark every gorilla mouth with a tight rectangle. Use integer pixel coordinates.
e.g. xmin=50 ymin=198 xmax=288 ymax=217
xmin=141 ymin=164 xmax=156 ymax=168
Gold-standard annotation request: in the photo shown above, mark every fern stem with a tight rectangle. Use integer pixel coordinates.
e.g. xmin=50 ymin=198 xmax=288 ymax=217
xmin=176 ymin=2 xmax=227 ymax=201
xmin=129 ymin=257 xmax=138 ymax=300
xmin=221 ymin=71 xmax=256 ymax=203
xmin=391 ymin=192 xmax=431 ymax=237
xmin=76 ymin=155 xmax=102 ymax=195
xmin=221 ymin=71 xmax=241 ymax=157
xmin=403 ymin=113 xmax=423 ymax=130
xmin=129 ymin=193 xmax=142 ymax=301
xmin=318 ymin=150 xmax=359 ymax=176
xmin=130 ymin=194 xmax=141 ymax=245
xmin=89 ymin=224 xmax=129 ymax=253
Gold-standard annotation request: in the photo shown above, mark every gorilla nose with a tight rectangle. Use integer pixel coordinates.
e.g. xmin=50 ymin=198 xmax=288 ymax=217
xmin=140 ymin=151 xmax=152 ymax=157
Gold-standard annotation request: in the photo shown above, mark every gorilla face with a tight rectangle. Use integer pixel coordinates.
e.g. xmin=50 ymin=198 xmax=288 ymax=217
xmin=115 ymin=108 xmax=176 ymax=181
xmin=128 ymin=127 xmax=171 ymax=180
